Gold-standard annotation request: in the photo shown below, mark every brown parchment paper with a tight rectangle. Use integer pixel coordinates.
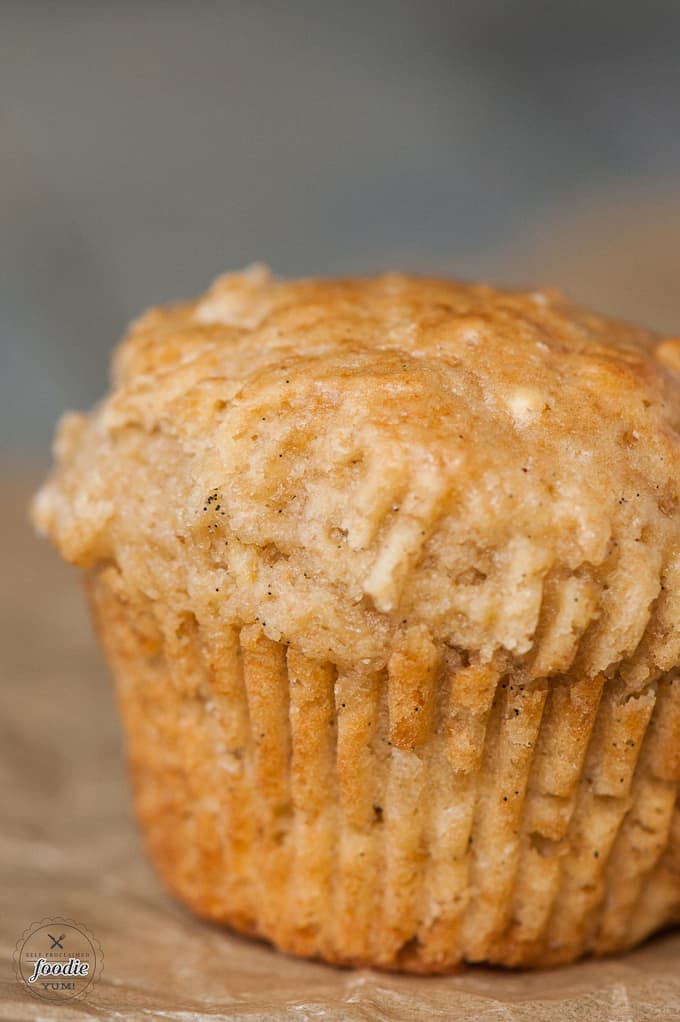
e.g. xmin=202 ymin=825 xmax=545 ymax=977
xmin=2 ymin=476 xmax=679 ymax=1022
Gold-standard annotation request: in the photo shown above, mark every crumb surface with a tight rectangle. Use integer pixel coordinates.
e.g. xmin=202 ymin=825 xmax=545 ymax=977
xmin=33 ymin=266 xmax=680 ymax=680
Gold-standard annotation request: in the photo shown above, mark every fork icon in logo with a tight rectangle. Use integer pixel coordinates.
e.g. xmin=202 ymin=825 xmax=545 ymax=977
xmin=48 ymin=933 xmax=65 ymax=950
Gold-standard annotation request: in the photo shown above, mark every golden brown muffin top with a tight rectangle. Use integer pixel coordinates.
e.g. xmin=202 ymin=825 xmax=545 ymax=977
xmin=33 ymin=266 xmax=680 ymax=685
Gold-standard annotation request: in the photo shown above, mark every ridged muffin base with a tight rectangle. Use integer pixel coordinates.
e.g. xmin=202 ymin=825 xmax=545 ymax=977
xmin=86 ymin=567 xmax=680 ymax=972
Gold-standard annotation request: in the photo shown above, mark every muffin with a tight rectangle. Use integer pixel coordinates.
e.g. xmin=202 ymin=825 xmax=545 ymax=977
xmin=32 ymin=266 xmax=680 ymax=971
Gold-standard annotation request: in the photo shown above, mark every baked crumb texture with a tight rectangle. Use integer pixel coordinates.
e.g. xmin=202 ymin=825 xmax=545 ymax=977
xmin=34 ymin=267 xmax=680 ymax=970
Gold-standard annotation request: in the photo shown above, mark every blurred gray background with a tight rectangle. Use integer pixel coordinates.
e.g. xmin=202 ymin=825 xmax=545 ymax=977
xmin=3 ymin=0 xmax=680 ymax=462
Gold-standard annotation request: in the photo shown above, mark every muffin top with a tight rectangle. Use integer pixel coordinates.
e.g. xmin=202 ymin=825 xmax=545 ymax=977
xmin=33 ymin=266 xmax=680 ymax=684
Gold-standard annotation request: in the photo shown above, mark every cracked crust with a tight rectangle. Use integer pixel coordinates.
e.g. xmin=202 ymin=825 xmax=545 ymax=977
xmin=33 ymin=267 xmax=680 ymax=969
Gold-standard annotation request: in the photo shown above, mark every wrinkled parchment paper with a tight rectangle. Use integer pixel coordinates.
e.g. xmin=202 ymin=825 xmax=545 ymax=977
xmin=2 ymin=478 xmax=679 ymax=1021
